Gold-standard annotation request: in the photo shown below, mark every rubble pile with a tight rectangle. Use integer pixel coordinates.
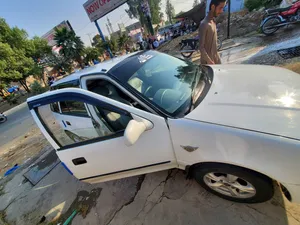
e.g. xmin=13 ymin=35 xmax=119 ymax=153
xmin=217 ymin=9 xmax=264 ymax=38
xmin=157 ymin=32 xmax=197 ymax=54
xmin=157 ymin=9 xmax=264 ymax=54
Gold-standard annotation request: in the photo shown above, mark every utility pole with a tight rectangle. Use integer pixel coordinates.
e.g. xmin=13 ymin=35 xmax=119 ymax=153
xmin=86 ymin=33 xmax=93 ymax=46
xmin=107 ymin=17 xmax=114 ymax=33
xmin=227 ymin=0 xmax=231 ymax=39
xmin=106 ymin=23 xmax=111 ymax=36
xmin=95 ymin=20 xmax=113 ymax=58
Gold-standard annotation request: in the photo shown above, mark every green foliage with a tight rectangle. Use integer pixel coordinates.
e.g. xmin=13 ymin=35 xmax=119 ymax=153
xmin=107 ymin=36 xmax=118 ymax=53
xmin=126 ymin=0 xmax=162 ymax=29
xmin=118 ymin=33 xmax=130 ymax=50
xmin=0 ymin=18 xmax=48 ymax=92
xmin=43 ymin=52 xmax=72 ymax=74
xmin=245 ymin=0 xmax=282 ymax=11
xmin=149 ymin=0 xmax=162 ymax=24
xmin=30 ymin=80 xmax=48 ymax=95
xmin=83 ymin=47 xmax=100 ymax=63
xmin=54 ymin=27 xmax=84 ymax=63
xmin=166 ymin=0 xmax=175 ymax=24
xmin=30 ymin=36 xmax=51 ymax=62
xmin=5 ymin=93 xmax=18 ymax=105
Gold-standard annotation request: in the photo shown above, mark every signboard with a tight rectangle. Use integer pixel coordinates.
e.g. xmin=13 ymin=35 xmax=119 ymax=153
xmin=41 ymin=20 xmax=73 ymax=47
xmin=83 ymin=0 xmax=128 ymax=22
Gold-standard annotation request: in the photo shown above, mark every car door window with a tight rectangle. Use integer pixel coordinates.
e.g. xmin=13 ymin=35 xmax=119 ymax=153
xmin=87 ymin=79 xmax=147 ymax=111
xmin=36 ymin=100 xmax=132 ymax=149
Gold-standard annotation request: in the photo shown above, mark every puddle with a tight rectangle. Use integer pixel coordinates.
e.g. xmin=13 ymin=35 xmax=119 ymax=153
xmin=23 ymin=150 xmax=60 ymax=185
xmin=46 ymin=188 xmax=102 ymax=224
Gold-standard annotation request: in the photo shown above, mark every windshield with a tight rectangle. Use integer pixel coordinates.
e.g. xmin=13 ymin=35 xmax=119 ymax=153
xmin=111 ymin=52 xmax=204 ymax=116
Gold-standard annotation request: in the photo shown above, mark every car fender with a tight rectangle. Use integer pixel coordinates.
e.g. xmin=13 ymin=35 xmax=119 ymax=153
xmin=168 ymin=118 xmax=300 ymax=186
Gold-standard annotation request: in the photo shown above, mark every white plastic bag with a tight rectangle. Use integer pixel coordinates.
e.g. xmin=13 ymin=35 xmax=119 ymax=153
xmin=280 ymin=0 xmax=293 ymax=7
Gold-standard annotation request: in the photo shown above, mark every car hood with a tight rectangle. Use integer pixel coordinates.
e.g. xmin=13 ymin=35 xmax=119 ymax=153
xmin=185 ymin=65 xmax=300 ymax=140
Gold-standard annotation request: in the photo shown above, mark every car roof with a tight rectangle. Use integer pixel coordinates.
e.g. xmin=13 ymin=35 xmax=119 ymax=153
xmin=52 ymin=52 xmax=139 ymax=87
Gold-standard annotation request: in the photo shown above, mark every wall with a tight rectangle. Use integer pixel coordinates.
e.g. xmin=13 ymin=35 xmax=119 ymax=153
xmin=206 ymin=0 xmax=245 ymax=13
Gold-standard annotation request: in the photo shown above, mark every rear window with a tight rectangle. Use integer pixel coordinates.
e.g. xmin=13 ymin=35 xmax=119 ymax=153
xmin=51 ymin=79 xmax=80 ymax=90
xmin=60 ymin=101 xmax=88 ymax=117
xmin=50 ymin=79 xmax=88 ymax=116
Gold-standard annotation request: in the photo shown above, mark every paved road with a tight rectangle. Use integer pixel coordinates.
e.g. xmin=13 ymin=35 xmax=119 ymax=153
xmin=0 ymin=103 xmax=35 ymax=149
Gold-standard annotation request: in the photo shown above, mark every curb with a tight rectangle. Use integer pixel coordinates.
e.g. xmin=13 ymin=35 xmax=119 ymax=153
xmin=3 ymin=102 xmax=28 ymax=114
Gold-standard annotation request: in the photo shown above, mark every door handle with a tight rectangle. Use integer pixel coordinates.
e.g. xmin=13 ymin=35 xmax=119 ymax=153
xmin=72 ymin=157 xmax=87 ymax=165
xmin=66 ymin=121 xmax=71 ymax=126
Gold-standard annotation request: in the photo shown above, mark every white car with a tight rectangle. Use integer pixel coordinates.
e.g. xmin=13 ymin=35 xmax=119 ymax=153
xmin=27 ymin=51 xmax=300 ymax=204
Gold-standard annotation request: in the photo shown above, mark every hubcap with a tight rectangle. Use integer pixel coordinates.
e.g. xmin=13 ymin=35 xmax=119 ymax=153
xmin=203 ymin=172 xmax=256 ymax=199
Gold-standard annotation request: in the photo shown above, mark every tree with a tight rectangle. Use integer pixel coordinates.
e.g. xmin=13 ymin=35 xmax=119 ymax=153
xmin=126 ymin=0 xmax=147 ymax=28
xmin=148 ymin=0 xmax=162 ymax=24
xmin=92 ymin=34 xmax=105 ymax=54
xmin=54 ymin=27 xmax=84 ymax=64
xmin=108 ymin=36 xmax=118 ymax=53
xmin=166 ymin=0 xmax=175 ymax=24
xmin=118 ymin=33 xmax=130 ymax=50
xmin=83 ymin=47 xmax=100 ymax=63
xmin=159 ymin=12 xmax=164 ymax=21
xmin=43 ymin=52 xmax=72 ymax=74
xmin=0 ymin=19 xmax=34 ymax=92
xmin=29 ymin=37 xmax=52 ymax=85
xmin=193 ymin=0 xmax=200 ymax=7
xmin=126 ymin=0 xmax=162 ymax=31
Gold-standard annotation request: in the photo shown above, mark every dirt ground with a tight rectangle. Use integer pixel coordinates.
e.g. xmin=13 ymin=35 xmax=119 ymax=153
xmin=0 ymin=126 xmax=48 ymax=178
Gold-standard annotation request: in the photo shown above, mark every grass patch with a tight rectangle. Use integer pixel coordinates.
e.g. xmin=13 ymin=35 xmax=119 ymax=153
xmin=0 ymin=211 xmax=9 ymax=225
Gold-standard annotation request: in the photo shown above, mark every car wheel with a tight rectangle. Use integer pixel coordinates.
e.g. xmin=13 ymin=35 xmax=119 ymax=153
xmin=193 ymin=163 xmax=274 ymax=203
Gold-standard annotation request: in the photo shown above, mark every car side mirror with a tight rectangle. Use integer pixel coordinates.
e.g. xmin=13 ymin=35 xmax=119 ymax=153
xmin=124 ymin=116 xmax=153 ymax=146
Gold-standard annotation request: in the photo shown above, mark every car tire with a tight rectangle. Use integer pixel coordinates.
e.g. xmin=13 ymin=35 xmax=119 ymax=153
xmin=193 ymin=163 xmax=274 ymax=203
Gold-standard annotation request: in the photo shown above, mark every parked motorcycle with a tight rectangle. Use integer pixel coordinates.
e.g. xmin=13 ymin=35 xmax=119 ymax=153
xmin=261 ymin=0 xmax=300 ymax=35
xmin=180 ymin=36 xmax=222 ymax=59
xmin=0 ymin=113 xmax=7 ymax=124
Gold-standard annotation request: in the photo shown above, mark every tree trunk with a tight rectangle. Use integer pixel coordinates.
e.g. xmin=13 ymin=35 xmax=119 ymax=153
xmin=19 ymin=80 xmax=30 ymax=93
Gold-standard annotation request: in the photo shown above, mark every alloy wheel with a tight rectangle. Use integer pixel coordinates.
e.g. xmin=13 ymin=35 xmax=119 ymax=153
xmin=203 ymin=172 xmax=256 ymax=199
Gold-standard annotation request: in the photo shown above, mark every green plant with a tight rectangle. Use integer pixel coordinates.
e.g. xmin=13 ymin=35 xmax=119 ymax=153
xmin=245 ymin=0 xmax=263 ymax=11
xmin=245 ymin=0 xmax=282 ymax=11
xmin=5 ymin=94 xmax=18 ymax=105
xmin=30 ymin=80 xmax=48 ymax=95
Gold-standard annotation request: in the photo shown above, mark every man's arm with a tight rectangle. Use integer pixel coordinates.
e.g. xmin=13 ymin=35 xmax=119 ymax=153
xmin=199 ymin=23 xmax=214 ymax=64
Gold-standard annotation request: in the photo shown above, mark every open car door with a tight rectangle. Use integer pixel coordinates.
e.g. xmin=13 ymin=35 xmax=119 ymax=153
xmin=27 ymin=88 xmax=177 ymax=183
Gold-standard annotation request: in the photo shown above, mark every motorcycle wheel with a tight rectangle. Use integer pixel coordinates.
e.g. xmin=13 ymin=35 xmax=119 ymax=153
xmin=180 ymin=44 xmax=194 ymax=58
xmin=262 ymin=17 xmax=281 ymax=35
xmin=0 ymin=115 xmax=7 ymax=123
xmin=217 ymin=38 xmax=222 ymax=51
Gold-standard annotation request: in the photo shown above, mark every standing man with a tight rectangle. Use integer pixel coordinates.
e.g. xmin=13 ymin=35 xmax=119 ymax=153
xmin=199 ymin=0 xmax=226 ymax=64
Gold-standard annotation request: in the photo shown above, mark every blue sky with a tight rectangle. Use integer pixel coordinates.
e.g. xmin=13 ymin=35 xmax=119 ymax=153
xmin=1 ymin=0 xmax=193 ymax=46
